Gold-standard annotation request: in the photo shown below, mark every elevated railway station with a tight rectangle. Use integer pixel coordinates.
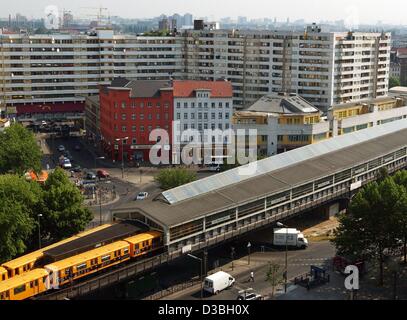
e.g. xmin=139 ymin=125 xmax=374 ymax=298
xmin=113 ymin=119 xmax=407 ymax=255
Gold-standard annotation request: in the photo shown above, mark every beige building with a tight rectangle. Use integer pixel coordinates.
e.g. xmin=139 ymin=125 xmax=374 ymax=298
xmin=234 ymin=93 xmax=407 ymax=156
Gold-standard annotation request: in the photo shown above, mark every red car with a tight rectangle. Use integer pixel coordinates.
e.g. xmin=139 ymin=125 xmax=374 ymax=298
xmin=97 ymin=170 xmax=110 ymax=178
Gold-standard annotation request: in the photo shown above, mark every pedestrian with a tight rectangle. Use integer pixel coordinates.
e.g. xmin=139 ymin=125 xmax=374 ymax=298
xmin=250 ymin=271 xmax=254 ymax=282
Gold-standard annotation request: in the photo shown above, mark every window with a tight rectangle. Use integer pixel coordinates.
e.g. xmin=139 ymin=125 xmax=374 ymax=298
xmin=184 ymin=124 xmax=188 ymax=130
xmin=198 ymin=113 xmax=202 ymax=120
xmin=184 ymin=102 xmax=188 ymax=107
xmin=114 ymin=113 xmax=118 ymax=120
xmin=177 ymin=102 xmax=181 ymax=108
xmin=198 ymin=102 xmax=202 ymax=108
xmin=114 ymin=102 xmax=118 ymax=108
xmin=177 ymin=113 xmax=181 ymax=120
xmin=132 ymin=125 xmax=136 ymax=132
xmin=148 ymin=114 xmax=152 ymax=120
xmin=131 ymin=114 xmax=136 ymax=120
xmin=204 ymin=113 xmax=208 ymax=120
xmin=122 ymin=126 xmax=127 ymax=132
xmin=184 ymin=113 xmax=188 ymax=120
xmin=211 ymin=113 xmax=216 ymax=120
xmin=156 ymin=102 xmax=160 ymax=108
xmin=14 ymin=285 xmax=26 ymax=295
xmin=218 ymin=112 xmax=223 ymax=119
xmin=140 ymin=114 xmax=144 ymax=120
xmin=191 ymin=102 xmax=195 ymax=108
xmin=140 ymin=102 xmax=144 ymax=108
xmin=212 ymin=102 xmax=216 ymax=108
xmin=204 ymin=102 xmax=208 ymax=108
xmin=225 ymin=113 xmax=230 ymax=120
xmin=219 ymin=102 xmax=223 ymax=107
xmin=148 ymin=125 xmax=152 ymax=132
xmin=226 ymin=102 xmax=230 ymax=108
xmin=164 ymin=102 xmax=169 ymax=109
xmin=218 ymin=123 xmax=223 ymax=130
xmin=121 ymin=102 xmax=126 ymax=108
xmin=191 ymin=113 xmax=195 ymax=120
xmin=121 ymin=114 xmax=126 ymax=120
xmin=156 ymin=114 xmax=160 ymax=120
xmin=147 ymin=102 xmax=152 ymax=108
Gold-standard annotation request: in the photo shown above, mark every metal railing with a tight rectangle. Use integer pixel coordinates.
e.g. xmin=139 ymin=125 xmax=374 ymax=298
xmin=142 ymin=279 xmax=201 ymax=300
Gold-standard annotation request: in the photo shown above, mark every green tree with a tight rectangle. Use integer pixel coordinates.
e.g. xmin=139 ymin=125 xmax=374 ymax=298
xmin=391 ymin=170 xmax=407 ymax=263
xmin=265 ymin=262 xmax=285 ymax=299
xmin=155 ymin=168 xmax=197 ymax=190
xmin=389 ymin=76 xmax=401 ymax=89
xmin=0 ymin=124 xmax=42 ymax=175
xmin=39 ymin=168 xmax=93 ymax=241
xmin=332 ymin=178 xmax=404 ymax=285
xmin=0 ymin=175 xmax=42 ymax=263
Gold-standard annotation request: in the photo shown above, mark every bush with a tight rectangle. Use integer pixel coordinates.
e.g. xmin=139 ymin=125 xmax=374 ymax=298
xmin=155 ymin=168 xmax=197 ymax=190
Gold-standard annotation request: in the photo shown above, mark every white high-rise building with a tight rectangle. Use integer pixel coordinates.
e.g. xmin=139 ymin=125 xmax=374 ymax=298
xmin=0 ymin=25 xmax=391 ymax=120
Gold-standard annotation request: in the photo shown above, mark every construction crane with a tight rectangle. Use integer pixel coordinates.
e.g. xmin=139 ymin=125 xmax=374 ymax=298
xmin=80 ymin=6 xmax=111 ymax=26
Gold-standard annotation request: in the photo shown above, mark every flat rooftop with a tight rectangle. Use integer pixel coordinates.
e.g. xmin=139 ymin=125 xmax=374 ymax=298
xmin=43 ymin=221 xmax=147 ymax=261
xmin=113 ymin=119 xmax=407 ymax=228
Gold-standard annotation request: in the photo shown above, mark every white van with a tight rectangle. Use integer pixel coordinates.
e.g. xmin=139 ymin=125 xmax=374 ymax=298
xmin=203 ymin=271 xmax=235 ymax=295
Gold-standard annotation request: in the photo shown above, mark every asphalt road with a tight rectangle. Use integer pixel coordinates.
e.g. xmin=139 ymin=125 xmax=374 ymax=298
xmin=166 ymin=240 xmax=335 ymax=301
xmin=42 ymin=136 xmax=151 ymax=223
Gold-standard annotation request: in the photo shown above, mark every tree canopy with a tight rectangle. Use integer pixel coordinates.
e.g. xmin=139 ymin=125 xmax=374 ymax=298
xmin=332 ymin=176 xmax=407 ymax=285
xmin=0 ymin=168 xmax=93 ymax=263
xmin=389 ymin=76 xmax=401 ymax=89
xmin=0 ymin=175 xmax=41 ymax=262
xmin=154 ymin=168 xmax=197 ymax=190
xmin=39 ymin=168 xmax=93 ymax=241
xmin=0 ymin=124 xmax=42 ymax=175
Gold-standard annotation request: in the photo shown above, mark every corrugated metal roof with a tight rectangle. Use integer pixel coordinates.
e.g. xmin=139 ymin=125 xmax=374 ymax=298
xmin=163 ymin=119 xmax=407 ymax=204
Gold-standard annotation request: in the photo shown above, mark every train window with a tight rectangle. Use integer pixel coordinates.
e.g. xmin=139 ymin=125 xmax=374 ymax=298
xmin=76 ymin=263 xmax=87 ymax=270
xmin=134 ymin=244 xmax=139 ymax=250
xmin=34 ymin=280 xmax=38 ymax=287
xmin=101 ymin=255 xmax=110 ymax=262
xmin=14 ymin=284 xmax=26 ymax=295
xmin=123 ymin=248 xmax=129 ymax=255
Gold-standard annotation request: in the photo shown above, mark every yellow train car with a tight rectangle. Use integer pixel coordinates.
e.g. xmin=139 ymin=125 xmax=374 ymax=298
xmin=0 ymin=269 xmax=49 ymax=301
xmin=1 ymin=224 xmax=112 ymax=278
xmin=0 ymin=267 xmax=8 ymax=282
xmin=124 ymin=231 xmax=163 ymax=258
xmin=45 ymin=241 xmax=131 ymax=288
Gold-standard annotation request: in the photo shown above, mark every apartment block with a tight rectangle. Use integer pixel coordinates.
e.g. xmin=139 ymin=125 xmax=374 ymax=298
xmin=0 ymin=29 xmax=183 ymax=120
xmin=180 ymin=24 xmax=391 ymax=111
xmin=0 ymin=25 xmax=391 ymax=119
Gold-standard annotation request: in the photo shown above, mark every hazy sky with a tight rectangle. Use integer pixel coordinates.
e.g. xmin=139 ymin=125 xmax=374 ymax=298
xmin=1 ymin=0 xmax=406 ymax=24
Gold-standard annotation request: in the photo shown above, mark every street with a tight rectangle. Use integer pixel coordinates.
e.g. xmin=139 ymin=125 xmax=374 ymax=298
xmin=163 ymin=240 xmax=335 ymax=300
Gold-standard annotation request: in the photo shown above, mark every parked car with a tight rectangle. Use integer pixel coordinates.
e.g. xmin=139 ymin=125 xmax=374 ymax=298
xmin=97 ymin=170 xmax=110 ymax=179
xmin=57 ymin=145 xmax=65 ymax=152
xmin=136 ymin=192 xmax=149 ymax=200
xmin=85 ymin=171 xmax=97 ymax=180
xmin=71 ymin=165 xmax=82 ymax=173
xmin=208 ymin=164 xmax=222 ymax=172
xmin=237 ymin=292 xmax=262 ymax=300
xmin=62 ymin=159 xmax=72 ymax=169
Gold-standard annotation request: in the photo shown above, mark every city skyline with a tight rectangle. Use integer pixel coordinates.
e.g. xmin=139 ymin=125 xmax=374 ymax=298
xmin=0 ymin=0 xmax=406 ymax=25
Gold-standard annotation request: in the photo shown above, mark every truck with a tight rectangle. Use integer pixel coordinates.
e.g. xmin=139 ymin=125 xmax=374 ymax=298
xmin=273 ymin=228 xmax=308 ymax=249
xmin=203 ymin=271 xmax=235 ymax=295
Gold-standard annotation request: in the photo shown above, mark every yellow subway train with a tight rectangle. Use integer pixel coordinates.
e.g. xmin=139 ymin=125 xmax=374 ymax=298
xmin=0 ymin=231 xmax=163 ymax=300
xmin=0 ymin=224 xmax=112 ymax=281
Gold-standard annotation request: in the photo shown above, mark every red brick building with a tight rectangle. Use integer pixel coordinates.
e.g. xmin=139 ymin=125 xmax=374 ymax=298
xmin=99 ymin=78 xmax=173 ymax=163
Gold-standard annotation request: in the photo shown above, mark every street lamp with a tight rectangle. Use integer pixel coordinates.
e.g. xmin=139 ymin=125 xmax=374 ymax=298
xmin=187 ymin=254 xmax=203 ymax=300
xmin=277 ymin=221 xmax=288 ymax=293
xmin=247 ymin=242 xmax=251 ymax=265
xmin=37 ymin=214 xmax=43 ymax=249
xmin=231 ymin=247 xmax=235 ymax=271
xmin=116 ymin=137 xmax=128 ymax=179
